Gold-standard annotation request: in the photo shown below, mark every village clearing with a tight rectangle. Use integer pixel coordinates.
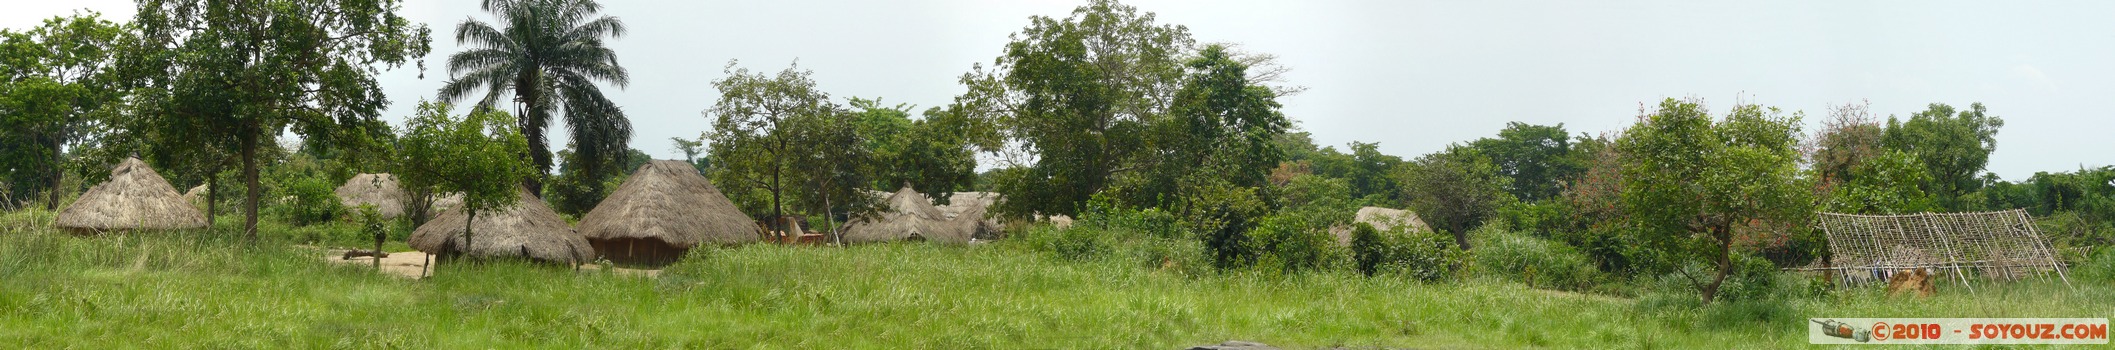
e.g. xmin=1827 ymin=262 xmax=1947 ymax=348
xmin=3 ymin=210 xmax=2110 ymax=348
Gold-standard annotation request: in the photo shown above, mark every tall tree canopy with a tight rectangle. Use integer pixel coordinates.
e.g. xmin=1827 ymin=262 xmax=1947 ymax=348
xmin=1398 ymin=144 xmax=1513 ymax=250
xmin=1134 ymin=44 xmax=1291 ymax=204
xmin=438 ymin=0 xmax=631 ymax=195
xmin=1881 ymin=102 xmax=2003 ymax=211
xmin=958 ymin=0 xmax=1196 ymax=218
xmin=704 ymin=61 xmax=875 ymax=231
xmin=0 ymin=13 xmax=128 ymax=210
xmin=1468 ymin=122 xmax=1580 ymax=202
xmin=1619 ymin=99 xmax=1814 ymax=304
xmin=133 ymin=0 xmax=431 ymax=240
xmin=855 ymin=98 xmax=985 ymax=204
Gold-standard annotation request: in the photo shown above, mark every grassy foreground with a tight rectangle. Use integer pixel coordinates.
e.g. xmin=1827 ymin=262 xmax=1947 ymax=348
xmin=1 ymin=212 xmax=2109 ymax=348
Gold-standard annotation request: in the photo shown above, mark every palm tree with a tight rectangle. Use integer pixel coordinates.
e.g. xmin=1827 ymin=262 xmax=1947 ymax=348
xmin=439 ymin=0 xmax=632 ymax=195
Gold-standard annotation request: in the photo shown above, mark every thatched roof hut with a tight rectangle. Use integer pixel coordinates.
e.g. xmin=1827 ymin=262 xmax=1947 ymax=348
xmin=842 ymin=185 xmax=968 ymax=243
xmin=939 ymin=191 xmax=1004 ymax=240
xmin=181 ymin=184 xmax=207 ymax=209
xmin=577 ymin=160 xmax=761 ymax=265
xmin=334 ymin=173 xmax=407 ymax=218
xmin=54 ymin=158 xmax=207 ymax=233
xmin=887 ymin=185 xmax=945 ymax=220
xmin=408 ymin=188 xmax=592 ymax=264
xmin=1328 ymin=206 xmax=1434 ymax=246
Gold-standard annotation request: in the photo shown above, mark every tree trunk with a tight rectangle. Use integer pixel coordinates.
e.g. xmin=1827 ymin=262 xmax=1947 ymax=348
xmin=462 ymin=209 xmax=477 ymax=261
xmin=825 ymin=192 xmax=839 ymax=246
xmin=409 ymin=191 xmax=433 ymax=227
xmin=45 ymin=138 xmax=62 ymax=211
xmin=242 ymin=131 xmax=261 ymax=242
xmin=771 ymin=148 xmax=784 ymax=244
xmin=514 ymin=71 xmax=549 ymax=196
xmin=1700 ymin=232 xmax=1735 ymax=304
xmin=1453 ymin=231 xmax=1473 ymax=251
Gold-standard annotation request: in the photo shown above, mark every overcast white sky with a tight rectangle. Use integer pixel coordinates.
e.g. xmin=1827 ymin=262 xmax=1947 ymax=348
xmin=7 ymin=0 xmax=2112 ymax=180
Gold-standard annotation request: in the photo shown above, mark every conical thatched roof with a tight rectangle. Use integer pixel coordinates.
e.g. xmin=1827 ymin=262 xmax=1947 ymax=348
xmin=1328 ymin=206 xmax=1434 ymax=246
xmin=335 ymin=173 xmax=407 ymax=218
xmin=884 ymin=185 xmax=944 ymax=220
xmin=408 ymin=188 xmax=592 ymax=264
xmin=54 ymin=158 xmax=207 ymax=232
xmin=578 ymin=160 xmax=761 ymax=248
xmin=842 ymin=185 xmax=967 ymax=243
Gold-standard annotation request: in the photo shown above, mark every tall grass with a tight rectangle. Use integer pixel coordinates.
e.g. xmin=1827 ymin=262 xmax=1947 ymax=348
xmin=2 ymin=209 xmax=2110 ymax=348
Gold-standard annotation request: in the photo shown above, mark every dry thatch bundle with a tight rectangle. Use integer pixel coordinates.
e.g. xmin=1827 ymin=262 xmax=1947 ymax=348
xmin=408 ymin=188 xmax=592 ymax=264
xmin=577 ymin=160 xmax=762 ymax=265
xmin=1328 ymin=206 xmax=1434 ymax=246
xmin=54 ymin=158 xmax=207 ymax=233
xmin=334 ymin=173 xmax=407 ymax=218
xmin=842 ymin=185 xmax=968 ymax=243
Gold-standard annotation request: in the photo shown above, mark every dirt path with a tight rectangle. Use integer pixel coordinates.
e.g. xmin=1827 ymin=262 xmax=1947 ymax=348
xmin=323 ymin=250 xmax=434 ymax=279
xmin=320 ymin=249 xmax=661 ymax=279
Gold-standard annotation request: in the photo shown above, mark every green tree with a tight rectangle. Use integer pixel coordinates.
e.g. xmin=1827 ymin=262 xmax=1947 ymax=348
xmin=0 ymin=13 xmax=128 ymax=210
xmin=1309 ymin=142 xmax=1403 ymax=203
xmin=704 ymin=61 xmax=846 ymax=232
xmin=397 ymin=101 xmax=532 ymax=255
xmin=785 ymin=105 xmax=878 ymax=236
xmin=669 ymin=136 xmax=707 ymax=172
xmin=437 ymin=0 xmax=631 ymax=195
xmin=1822 ymin=150 xmax=1931 ymax=214
xmin=134 ymin=0 xmax=431 ymax=240
xmin=545 ymin=146 xmax=647 ymax=217
xmin=1618 ymin=99 xmax=1814 ymax=304
xmin=1468 ymin=122 xmax=1580 ymax=202
xmin=854 ymin=98 xmax=981 ymax=203
xmin=957 ymin=0 xmax=1195 ymax=218
xmin=1135 ymin=44 xmax=1290 ymax=207
xmin=1398 ymin=144 xmax=1514 ymax=250
xmin=1882 ymin=103 xmax=2003 ymax=211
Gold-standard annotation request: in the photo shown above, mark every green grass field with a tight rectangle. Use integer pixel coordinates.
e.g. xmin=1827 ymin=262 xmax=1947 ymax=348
xmin=1 ymin=209 xmax=2108 ymax=349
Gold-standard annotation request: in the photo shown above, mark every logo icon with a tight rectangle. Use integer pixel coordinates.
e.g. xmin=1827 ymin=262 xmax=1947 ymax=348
xmin=1812 ymin=319 xmax=1872 ymax=342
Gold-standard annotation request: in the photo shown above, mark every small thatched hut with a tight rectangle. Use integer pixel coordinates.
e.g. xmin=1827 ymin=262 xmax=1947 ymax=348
xmin=577 ymin=160 xmax=762 ymax=265
xmin=408 ymin=188 xmax=592 ymax=264
xmin=335 ymin=173 xmax=407 ymax=218
xmin=1328 ymin=206 xmax=1433 ymax=246
xmin=181 ymin=184 xmax=207 ymax=210
xmin=939 ymin=191 xmax=1004 ymax=240
xmin=54 ymin=158 xmax=207 ymax=233
xmin=842 ymin=185 xmax=967 ymax=243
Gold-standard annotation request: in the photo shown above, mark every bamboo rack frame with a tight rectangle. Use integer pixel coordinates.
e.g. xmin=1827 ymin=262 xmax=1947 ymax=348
xmin=1810 ymin=209 xmax=2072 ymax=292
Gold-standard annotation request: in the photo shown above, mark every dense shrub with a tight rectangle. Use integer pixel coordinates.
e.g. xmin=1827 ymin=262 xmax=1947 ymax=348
xmin=1247 ymin=213 xmax=1344 ymax=274
xmin=1173 ymin=181 xmax=1269 ymax=269
xmin=1349 ymin=222 xmax=1462 ymax=281
xmin=1080 ymin=196 xmax=1183 ymax=240
xmin=2075 ymin=248 xmax=2115 ymax=283
xmin=271 ymin=176 xmax=342 ymax=226
xmin=1471 ymin=225 xmax=1603 ymax=291
xmin=1647 ymin=253 xmax=1820 ymax=304
xmin=2040 ymin=211 xmax=2115 ymax=263
xmin=1040 ymin=224 xmax=1111 ymax=261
